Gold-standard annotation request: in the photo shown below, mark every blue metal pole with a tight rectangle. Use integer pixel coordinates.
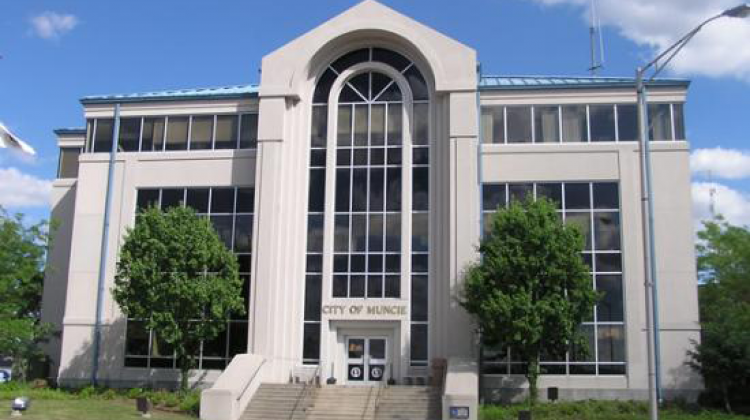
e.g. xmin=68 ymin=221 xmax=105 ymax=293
xmin=92 ymin=103 xmax=121 ymax=386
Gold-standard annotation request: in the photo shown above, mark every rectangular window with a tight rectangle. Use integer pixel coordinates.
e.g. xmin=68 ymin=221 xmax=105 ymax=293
xmin=215 ymin=115 xmax=239 ymax=150
xmin=93 ymin=119 xmax=114 ymax=152
xmin=119 ymin=118 xmax=141 ymax=152
xmin=561 ymin=106 xmax=587 ymax=142
xmin=589 ymin=105 xmax=616 ymax=142
xmin=165 ymin=117 xmax=189 ymax=150
xmin=57 ymin=147 xmax=81 ymax=178
xmin=673 ymin=103 xmax=686 ymax=140
xmin=239 ymin=114 xmax=258 ymax=149
xmin=482 ymin=106 xmax=505 ymax=143
xmin=190 ymin=116 xmax=214 ymax=150
xmin=126 ymin=186 xmax=254 ymax=370
xmin=616 ymin=105 xmax=638 ymax=141
xmin=141 ymin=117 xmax=165 ymax=151
xmin=506 ymin=106 xmax=532 ymax=143
xmin=534 ymin=106 xmax=560 ymax=143
xmin=481 ymin=181 xmax=625 ymax=376
xmin=648 ymin=104 xmax=673 ymax=140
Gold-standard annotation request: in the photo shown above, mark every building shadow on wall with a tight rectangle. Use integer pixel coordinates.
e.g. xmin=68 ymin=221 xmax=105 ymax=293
xmin=59 ymin=318 xmax=208 ymax=390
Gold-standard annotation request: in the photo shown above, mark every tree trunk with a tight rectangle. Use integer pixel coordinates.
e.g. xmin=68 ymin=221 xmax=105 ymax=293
xmin=721 ymin=382 xmax=733 ymax=414
xmin=526 ymin=359 xmax=540 ymax=407
xmin=178 ymin=355 xmax=191 ymax=393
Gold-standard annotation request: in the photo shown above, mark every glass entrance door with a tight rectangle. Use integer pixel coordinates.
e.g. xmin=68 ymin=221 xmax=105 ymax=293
xmin=346 ymin=337 xmax=388 ymax=384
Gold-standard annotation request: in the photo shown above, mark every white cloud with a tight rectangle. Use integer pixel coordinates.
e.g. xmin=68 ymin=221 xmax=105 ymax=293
xmin=692 ymin=182 xmax=750 ymax=229
xmin=0 ymin=167 xmax=52 ymax=208
xmin=531 ymin=0 xmax=750 ymax=82
xmin=691 ymin=147 xmax=750 ymax=180
xmin=29 ymin=11 xmax=79 ymax=40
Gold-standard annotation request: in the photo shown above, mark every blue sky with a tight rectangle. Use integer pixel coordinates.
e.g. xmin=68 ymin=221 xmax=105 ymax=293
xmin=1 ymin=0 xmax=749 ymax=228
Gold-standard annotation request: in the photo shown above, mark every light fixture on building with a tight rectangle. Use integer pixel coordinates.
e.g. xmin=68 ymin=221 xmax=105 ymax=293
xmin=723 ymin=3 xmax=750 ymax=17
xmin=11 ymin=397 xmax=30 ymax=417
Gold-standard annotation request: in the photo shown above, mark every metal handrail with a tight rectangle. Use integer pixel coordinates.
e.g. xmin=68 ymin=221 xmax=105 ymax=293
xmin=237 ymin=358 xmax=267 ymax=401
xmin=288 ymin=364 xmax=320 ymax=419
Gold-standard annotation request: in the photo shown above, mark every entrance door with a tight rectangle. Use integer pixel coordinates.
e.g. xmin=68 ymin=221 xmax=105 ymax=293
xmin=346 ymin=337 xmax=388 ymax=384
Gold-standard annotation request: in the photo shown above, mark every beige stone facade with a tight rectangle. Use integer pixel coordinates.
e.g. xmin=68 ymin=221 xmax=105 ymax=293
xmin=42 ymin=0 xmax=701 ymax=401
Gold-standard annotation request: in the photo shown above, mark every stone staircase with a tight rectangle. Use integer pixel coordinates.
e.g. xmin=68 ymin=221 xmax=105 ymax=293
xmin=241 ymin=383 xmax=441 ymax=420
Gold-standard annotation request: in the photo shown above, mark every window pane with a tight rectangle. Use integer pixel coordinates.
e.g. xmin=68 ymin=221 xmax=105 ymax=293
xmin=333 ymin=275 xmax=348 ymax=297
xmin=589 ymin=105 xmax=616 ymax=142
xmin=508 ymin=183 xmax=532 ymax=204
xmin=137 ymin=189 xmax=160 ymax=212
xmin=598 ymin=325 xmax=625 ymax=362
xmin=648 ymin=104 xmax=672 ymax=140
xmin=536 ymin=183 xmax=562 ymax=209
xmin=354 ymin=105 xmax=367 ymax=146
xmin=186 ymin=188 xmax=210 ymax=213
xmin=142 ymin=117 xmax=165 ymax=151
xmin=234 ymin=215 xmax=253 ymax=253
xmin=412 ymin=275 xmax=428 ymax=322
xmin=202 ymin=329 xmax=227 ymax=358
xmin=482 ymin=107 xmax=504 ymax=144
xmin=596 ymin=253 xmax=622 ymax=273
xmin=571 ymin=325 xmax=595 ymax=362
xmin=311 ymin=106 xmax=328 ymax=148
xmin=534 ymin=106 xmax=559 ymax=143
xmin=617 ymin=105 xmax=638 ymax=141
xmin=483 ymin=184 xmax=506 ymax=211
xmin=351 ymin=215 xmax=367 ymax=253
xmin=562 ymin=105 xmax=587 ymax=142
xmin=413 ymin=103 xmax=429 ymax=145
xmin=371 ymin=104 xmax=385 ymax=146
xmin=370 ymin=168 xmax=384 ymax=211
xmin=240 ymin=114 xmax=258 ymax=149
xmin=594 ymin=212 xmax=621 ymax=251
xmin=385 ymin=214 xmax=401 ymax=252
xmin=236 ymin=187 xmax=255 ymax=213
xmin=210 ymin=215 xmax=234 ymax=250
xmin=338 ymin=105 xmax=352 ymax=146
xmin=190 ymin=116 xmax=213 ymax=150
xmin=86 ymin=119 xmax=94 ymax=152
xmin=302 ymin=323 xmax=320 ymax=361
xmin=160 ymin=189 xmax=184 ymax=210
xmin=367 ymin=275 xmax=383 ymax=298
xmin=386 ymin=168 xmax=401 ymax=211
xmin=412 ymin=213 xmax=428 ymax=252
xmin=307 ymin=215 xmax=324 ymax=253
xmin=334 ymin=215 xmax=349 ymax=253
xmin=125 ymin=321 xmax=149 ymax=356
xmin=58 ymin=148 xmax=80 ymax=178
xmin=304 ymin=275 xmax=322 ymax=321
xmin=369 ymin=214 xmax=384 ymax=252
xmin=119 ymin=118 xmax=141 ymax=151
xmin=93 ymin=119 xmax=114 ymax=152
xmin=228 ymin=322 xmax=248 ymax=357
xmin=335 ymin=168 xmax=350 ymax=212
xmin=593 ymin=182 xmax=619 ymax=209
xmin=385 ymin=275 xmax=400 ymax=298
xmin=506 ymin=107 xmax=532 ymax=143
xmin=350 ymin=275 xmax=365 ymax=297
xmin=410 ymin=324 xmax=428 ymax=362
xmin=308 ymin=169 xmax=325 ymax=212
xmin=405 ymin=66 xmax=428 ymax=101
xmin=313 ymin=68 xmax=337 ymax=104
xmin=352 ymin=168 xmax=367 ymax=212
xmin=166 ymin=117 xmax=188 ymax=150
xmin=413 ymin=167 xmax=429 ymax=211
xmin=215 ymin=115 xmax=238 ymax=149
xmin=211 ymin=188 xmax=235 ymax=213
xmin=565 ymin=212 xmax=592 ymax=251
xmin=597 ymin=274 xmax=624 ymax=322
xmin=387 ymin=104 xmax=402 ymax=145
xmin=564 ymin=183 xmax=590 ymax=210
xmin=673 ymin=103 xmax=686 ymax=140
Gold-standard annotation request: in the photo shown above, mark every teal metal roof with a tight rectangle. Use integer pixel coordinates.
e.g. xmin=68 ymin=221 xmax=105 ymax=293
xmin=479 ymin=75 xmax=690 ymax=90
xmin=78 ymin=75 xmax=689 ymax=104
xmin=80 ymin=84 xmax=259 ymax=104
xmin=53 ymin=127 xmax=86 ymax=135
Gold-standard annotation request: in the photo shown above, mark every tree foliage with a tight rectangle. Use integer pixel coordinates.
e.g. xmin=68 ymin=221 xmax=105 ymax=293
xmin=113 ymin=206 xmax=244 ymax=391
xmin=688 ymin=217 xmax=750 ymax=413
xmin=0 ymin=206 xmax=51 ymax=381
xmin=460 ymin=198 xmax=598 ymax=404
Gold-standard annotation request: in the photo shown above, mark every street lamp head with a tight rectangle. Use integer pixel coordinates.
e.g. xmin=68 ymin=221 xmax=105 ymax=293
xmin=723 ymin=4 xmax=750 ymax=18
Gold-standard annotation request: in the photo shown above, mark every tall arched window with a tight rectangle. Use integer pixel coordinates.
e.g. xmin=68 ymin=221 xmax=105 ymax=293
xmin=303 ymin=48 xmax=431 ymax=367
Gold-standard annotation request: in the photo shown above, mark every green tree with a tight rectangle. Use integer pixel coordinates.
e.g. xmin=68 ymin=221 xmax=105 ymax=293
xmin=460 ymin=198 xmax=598 ymax=405
xmin=113 ymin=206 xmax=245 ymax=391
xmin=0 ymin=206 xmax=52 ymax=381
xmin=688 ymin=217 xmax=750 ymax=413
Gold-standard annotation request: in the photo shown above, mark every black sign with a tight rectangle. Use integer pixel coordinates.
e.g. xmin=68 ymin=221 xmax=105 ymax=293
xmin=348 ymin=364 xmax=364 ymax=381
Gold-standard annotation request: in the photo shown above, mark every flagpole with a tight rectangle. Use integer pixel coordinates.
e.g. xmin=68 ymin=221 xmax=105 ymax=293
xmin=92 ymin=103 xmax=121 ymax=386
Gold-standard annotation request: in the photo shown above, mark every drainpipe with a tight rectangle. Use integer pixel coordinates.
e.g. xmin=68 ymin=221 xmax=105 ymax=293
xmin=92 ymin=103 xmax=121 ymax=386
xmin=475 ymin=62 xmax=484 ymax=404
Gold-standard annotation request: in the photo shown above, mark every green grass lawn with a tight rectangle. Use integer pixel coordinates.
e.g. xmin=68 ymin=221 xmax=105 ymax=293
xmin=480 ymin=401 xmax=750 ymax=420
xmin=2 ymin=399 xmax=194 ymax=420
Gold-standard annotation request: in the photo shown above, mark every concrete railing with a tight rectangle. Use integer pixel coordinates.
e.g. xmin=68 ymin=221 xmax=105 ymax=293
xmin=200 ymin=354 xmax=266 ymax=420
xmin=442 ymin=357 xmax=479 ymax=420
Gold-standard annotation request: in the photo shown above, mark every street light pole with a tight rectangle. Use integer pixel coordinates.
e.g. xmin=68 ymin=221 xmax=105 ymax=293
xmin=635 ymin=4 xmax=750 ymax=420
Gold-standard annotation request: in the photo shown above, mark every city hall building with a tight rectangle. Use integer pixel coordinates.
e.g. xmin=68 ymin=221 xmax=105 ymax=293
xmin=42 ymin=0 xmax=701 ymax=405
